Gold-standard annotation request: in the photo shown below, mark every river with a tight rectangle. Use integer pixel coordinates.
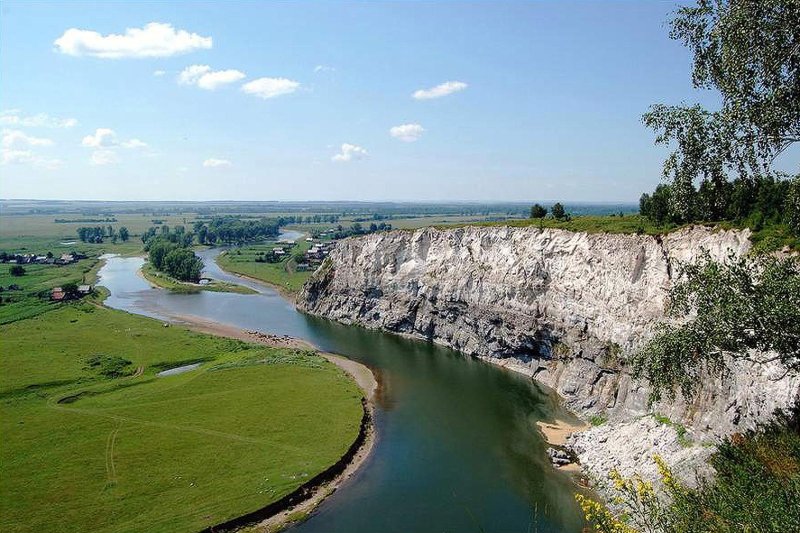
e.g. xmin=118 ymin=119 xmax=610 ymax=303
xmin=97 ymin=241 xmax=585 ymax=533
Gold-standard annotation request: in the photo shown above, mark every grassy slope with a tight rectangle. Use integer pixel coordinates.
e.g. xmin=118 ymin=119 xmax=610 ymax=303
xmin=0 ymin=304 xmax=363 ymax=533
xmin=140 ymin=262 xmax=257 ymax=295
xmin=216 ymin=241 xmax=312 ymax=295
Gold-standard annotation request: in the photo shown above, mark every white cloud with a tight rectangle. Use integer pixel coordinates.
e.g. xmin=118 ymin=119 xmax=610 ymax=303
xmin=2 ymin=129 xmax=54 ymax=148
xmin=1 ymin=130 xmax=60 ymax=169
xmin=241 ymin=77 xmax=300 ymax=99
xmin=90 ymin=149 xmax=118 ymax=166
xmin=0 ymin=110 xmax=77 ymax=128
xmin=203 ymin=158 xmax=232 ymax=167
xmin=54 ymin=22 xmax=212 ymax=59
xmin=122 ymin=138 xmax=147 ymax=149
xmin=332 ymin=143 xmax=368 ymax=162
xmin=178 ymin=64 xmax=246 ymax=90
xmin=313 ymin=65 xmax=335 ymax=73
xmin=82 ymin=128 xmax=117 ymax=148
xmin=153 ymin=69 xmax=166 ymax=76
xmin=81 ymin=128 xmax=147 ymax=165
xmin=389 ymin=123 xmax=425 ymax=142
xmin=412 ymin=81 xmax=468 ymax=100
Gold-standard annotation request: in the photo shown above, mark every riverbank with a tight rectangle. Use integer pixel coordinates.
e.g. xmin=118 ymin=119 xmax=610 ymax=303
xmin=156 ymin=312 xmax=378 ymax=532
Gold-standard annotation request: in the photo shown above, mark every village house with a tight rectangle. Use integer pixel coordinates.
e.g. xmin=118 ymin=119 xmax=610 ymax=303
xmin=77 ymin=285 xmax=93 ymax=295
xmin=55 ymin=254 xmax=75 ymax=265
xmin=50 ymin=287 xmax=65 ymax=301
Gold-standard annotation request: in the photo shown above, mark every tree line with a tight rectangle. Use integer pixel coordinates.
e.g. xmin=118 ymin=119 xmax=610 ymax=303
xmin=76 ymin=226 xmax=130 ymax=243
xmin=639 ymin=174 xmax=800 ymax=234
xmin=193 ymin=216 xmax=280 ymax=245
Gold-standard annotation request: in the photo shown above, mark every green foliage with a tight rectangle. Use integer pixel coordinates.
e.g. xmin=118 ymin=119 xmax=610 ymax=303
xmin=632 ymin=253 xmax=800 ymax=403
xmin=581 ymin=409 xmax=800 ymax=533
xmin=146 ymin=238 xmax=203 ymax=282
xmin=641 ymin=0 xmax=800 ymax=235
xmin=84 ymin=354 xmax=133 ymax=378
xmin=589 ymin=415 xmax=607 ymax=427
xmin=8 ymin=265 xmax=25 ymax=277
xmin=653 ymin=414 xmax=691 ymax=447
xmin=551 ymin=202 xmax=566 ymax=220
xmin=118 ymin=226 xmax=129 ymax=241
xmin=530 ymin=203 xmax=547 ymax=219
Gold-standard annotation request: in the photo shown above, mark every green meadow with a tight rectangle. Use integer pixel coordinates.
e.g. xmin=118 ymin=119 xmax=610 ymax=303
xmin=0 ymin=305 xmax=364 ymax=533
xmin=216 ymin=240 xmax=313 ymax=296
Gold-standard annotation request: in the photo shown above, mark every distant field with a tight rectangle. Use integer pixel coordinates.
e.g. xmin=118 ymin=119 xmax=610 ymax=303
xmin=0 ymin=305 xmax=364 ymax=533
xmin=0 ymin=213 xmax=201 ymax=241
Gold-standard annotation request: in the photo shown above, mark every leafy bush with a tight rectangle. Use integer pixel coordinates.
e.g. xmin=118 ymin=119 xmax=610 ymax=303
xmin=85 ymin=354 xmax=133 ymax=378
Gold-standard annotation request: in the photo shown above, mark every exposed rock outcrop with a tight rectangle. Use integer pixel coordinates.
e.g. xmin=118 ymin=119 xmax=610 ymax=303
xmin=297 ymin=224 xmax=799 ymax=480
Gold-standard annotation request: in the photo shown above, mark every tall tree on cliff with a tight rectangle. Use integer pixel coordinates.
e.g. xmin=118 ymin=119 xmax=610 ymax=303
xmin=635 ymin=0 xmax=800 ymax=403
xmin=642 ymin=0 xmax=800 ymax=224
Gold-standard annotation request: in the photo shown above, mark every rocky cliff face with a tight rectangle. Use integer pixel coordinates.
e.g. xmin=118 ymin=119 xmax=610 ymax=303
xmin=297 ymin=225 xmax=799 ymax=479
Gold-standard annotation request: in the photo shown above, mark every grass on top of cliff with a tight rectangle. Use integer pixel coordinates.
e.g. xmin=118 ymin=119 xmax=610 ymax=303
xmin=444 ymin=214 xmax=676 ymax=235
xmin=445 ymin=215 xmax=799 ymax=252
xmin=0 ymin=304 xmax=364 ymax=533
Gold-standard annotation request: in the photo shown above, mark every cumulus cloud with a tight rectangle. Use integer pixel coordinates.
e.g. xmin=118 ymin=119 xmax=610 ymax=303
xmin=81 ymin=128 xmax=147 ymax=165
xmin=54 ymin=22 xmax=212 ymax=59
xmin=178 ymin=65 xmax=245 ymax=90
xmin=203 ymin=158 xmax=232 ymax=167
xmin=412 ymin=81 xmax=468 ymax=100
xmin=153 ymin=69 xmax=166 ymax=76
xmin=81 ymin=128 xmax=118 ymax=148
xmin=313 ymin=65 xmax=335 ymax=73
xmin=241 ymin=77 xmax=300 ymax=99
xmin=1 ymin=129 xmax=60 ymax=169
xmin=389 ymin=123 xmax=425 ymax=142
xmin=0 ymin=110 xmax=77 ymax=128
xmin=332 ymin=143 xmax=368 ymax=162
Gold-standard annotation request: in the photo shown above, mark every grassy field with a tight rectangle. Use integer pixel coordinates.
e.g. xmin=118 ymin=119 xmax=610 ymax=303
xmin=0 ymin=213 xmax=201 ymax=242
xmin=0 ymin=304 xmax=364 ymax=533
xmin=140 ymin=262 xmax=257 ymax=295
xmin=216 ymin=241 xmax=313 ymax=295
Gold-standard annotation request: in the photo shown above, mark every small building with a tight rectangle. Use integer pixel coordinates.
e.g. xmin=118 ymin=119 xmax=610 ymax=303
xmin=56 ymin=254 xmax=75 ymax=265
xmin=305 ymin=237 xmax=314 ymax=242
xmin=77 ymin=285 xmax=93 ymax=295
xmin=198 ymin=278 xmax=211 ymax=285
xmin=273 ymin=248 xmax=286 ymax=256
xmin=296 ymin=263 xmax=310 ymax=272
xmin=51 ymin=287 xmax=66 ymax=301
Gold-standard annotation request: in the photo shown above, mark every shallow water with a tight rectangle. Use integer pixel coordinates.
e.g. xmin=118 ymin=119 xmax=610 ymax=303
xmin=156 ymin=363 xmax=201 ymax=376
xmin=97 ymin=247 xmax=585 ymax=533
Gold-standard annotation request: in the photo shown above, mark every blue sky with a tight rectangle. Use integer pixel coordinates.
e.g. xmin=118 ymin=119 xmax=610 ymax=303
xmin=1 ymin=1 xmax=795 ymax=202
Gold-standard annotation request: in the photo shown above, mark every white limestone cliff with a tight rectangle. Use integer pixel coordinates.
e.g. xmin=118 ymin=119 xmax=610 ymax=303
xmin=297 ymin=225 xmax=800 ymax=482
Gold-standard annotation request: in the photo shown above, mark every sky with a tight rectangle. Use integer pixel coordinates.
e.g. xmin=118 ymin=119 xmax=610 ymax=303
xmin=1 ymin=1 xmax=796 ymax=203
